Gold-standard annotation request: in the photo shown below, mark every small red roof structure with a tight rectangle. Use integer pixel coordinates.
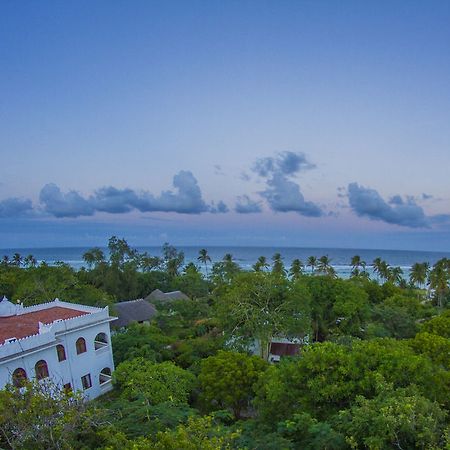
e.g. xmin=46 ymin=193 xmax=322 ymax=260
xmin=0 ymin=307 xmax=88 ymax=343
xmin=270 ymin=342 xmax=300 ymax=357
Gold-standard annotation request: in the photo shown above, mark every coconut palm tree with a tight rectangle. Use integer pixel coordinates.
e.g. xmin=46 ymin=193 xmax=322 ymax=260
xmin=83 ymin=248 xmax=105 ymax=270
xmin=1 ymin=255 xmax=10 ymax=266
xmin=372 ymin=258 xmax=390 ymax=283
xmin=350 ymin=255 xmax=366 ymax=277
xmin=317 ymin=255 xmax=332 ymax=275
xmin=388 ymin=266 xmax=404 ymax=286
xmin=253 ymin=256 xmax=268 ymax=272
xmin=307 ymin=256 xmax=317 ymax=274
xmin=223 ymin=254 xmax=233 ymax=264
xmin=197 ymin=248 xmax=211 ymax=276
xmin=289 ymin=259 xmax=304 ymax=280
xmin=428 ymin=258 xmax=450 ymax=308
xmin=409 ymin=262 xmax=429 ymax=290
xmin=23 ymin=254 xmax=37 ymax=268
xmin=271 ymin=253 xmax=286 ymax=276
xmin=12 ymin=253 xmax=22 ymax=267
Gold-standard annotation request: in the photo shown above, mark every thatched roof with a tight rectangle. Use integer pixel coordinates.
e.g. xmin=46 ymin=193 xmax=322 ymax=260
xmin=111 ymin=299 xmax=157 ymax=328
xmin=145 ymin=289 xmax=189 ymax=302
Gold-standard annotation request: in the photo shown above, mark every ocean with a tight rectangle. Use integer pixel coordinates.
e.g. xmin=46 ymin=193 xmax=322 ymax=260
xmin=1 ymin=246 xmax=449 ymax=279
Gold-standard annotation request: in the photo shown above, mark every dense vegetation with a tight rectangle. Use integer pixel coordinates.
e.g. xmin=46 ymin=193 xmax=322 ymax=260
xmin=0 ymin=238 xmax=449 ymax=449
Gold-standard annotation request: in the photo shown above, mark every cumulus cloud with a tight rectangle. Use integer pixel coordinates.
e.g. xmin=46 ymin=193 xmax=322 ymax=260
xmin=39 ymin=171 xmax=226 ymax=218
xmin=235 ymin=195 xmax=263 ymax=214
xmin=253 ymin=151 xmax=315 ymax=177
xmin=210 ymin=201 xmax=229 ymax=214
xmin=0 ymin=197 xmax=34 ymax=218
xmin=347 ymin=183 xmax=430 ymax=228
xmin=252 ymin=151 xmax=323 ymax=217
xmin=261 ymin=173 xmax=323 ymax=217
xmin=40 ymin=184 xmax=95 ymax=218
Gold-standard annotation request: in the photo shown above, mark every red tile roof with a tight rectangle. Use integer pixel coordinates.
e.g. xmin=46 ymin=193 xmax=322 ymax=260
xmin=0 ymin=307 xmax=88 ymax=344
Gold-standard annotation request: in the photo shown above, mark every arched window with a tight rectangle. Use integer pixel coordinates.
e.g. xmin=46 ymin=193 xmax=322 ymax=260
xmin=12 ymin=368 xmax=27 ymax=387
xmin=35 ymin=360 xmax=49 ymax=380
xmin=99 ymin=367 xmax=112 ymax=385
xmin=76 ymin=337 xmax=87 ymax=355
xmin=56 ymin=344 xmax=66 ymax=362
xmin=94 ymin=332 xmax=108 ymax=350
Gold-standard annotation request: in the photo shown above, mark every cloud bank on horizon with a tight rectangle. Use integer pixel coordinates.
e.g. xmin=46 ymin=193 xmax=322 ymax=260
xmin=0 ymin=151 xmax=449 ymax=231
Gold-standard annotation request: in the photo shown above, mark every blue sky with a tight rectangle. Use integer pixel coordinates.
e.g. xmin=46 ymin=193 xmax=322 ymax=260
xmin=1 ymin=1 xmax=450 ymax=250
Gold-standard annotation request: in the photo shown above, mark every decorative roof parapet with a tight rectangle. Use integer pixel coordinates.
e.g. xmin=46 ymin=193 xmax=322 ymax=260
xmin=17 ymin=299 xmax=104 ymax=315
xmin=0 ymin=330 xmax=56 ymax=360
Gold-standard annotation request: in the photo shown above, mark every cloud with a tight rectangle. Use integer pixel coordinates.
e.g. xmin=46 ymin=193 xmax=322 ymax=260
xmin=261 ymin=173 xmax=323 ymax=217
xmin=235 ymin=195 xmax=263 ymax=213
xmin=210 ymin=201 xmax=229 ymax=214
xmin=253 ymin=151 xmax=315 ymax=177
xmin=0 ymin=197 xmax=34 ymax=218
xmin=347 ymin=183 xmax=429 ymax=228
xmin=252 ymin=151 xmax=323 ymax=217
xmin=40 ymin=184 xmax=95 ymax=218
xmin=39 ymin=171 xmax=227 ymax=218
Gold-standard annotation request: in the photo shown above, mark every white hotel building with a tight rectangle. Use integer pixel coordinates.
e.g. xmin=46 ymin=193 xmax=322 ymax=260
xmin=0 ymin=297 xmax=116 ymax=399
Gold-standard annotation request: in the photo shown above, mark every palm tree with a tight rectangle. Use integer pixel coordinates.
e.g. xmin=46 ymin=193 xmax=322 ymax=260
xmin=83 ymin=248 xmax=105 ymax=270
xmin=1 ymin=255 xmax=9 ymax=266
xmin=23 ymin=254 xmax=37 ymax=268
xmin=223 ymin=253 xmax=233 ymax=264
xmin=198 ymin=248 xmax=211 ymax=277
xmin=317 ymin=255 xmax=332 ymax=275
xmin=372 ymin=258 xmax=390 ymax=283
xmin=428 ymin=258 xmax=449 ymax=308
xmin=307 ymin=256 xmax=317 ymax=274
xmin=409 ymin=262 xmax=429 ymax=290
xmin=388 ymin=266 xmax=404 ymax=286
xmin=289 ymin=259 xmax=304 ymax=280
xmin=271 ymin=253 xmax=285 ymax=276
xmin=350 ymin=255 xmax=366 ymax=277
xmin=12 ymin=253 xmax=22 ymax=267
xmin=253 ymin=256 xmax=269 ymax=272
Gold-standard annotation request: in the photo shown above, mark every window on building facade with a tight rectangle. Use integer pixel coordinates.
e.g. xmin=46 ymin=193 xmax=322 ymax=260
xmin=12 ymin=368 xmax=27 ymax=387
xmin=99 ymin=367 xmax=112 ymax=385
xmin=81 ymin=373 xmax=92 ymax=390
xmin=94 ymin=332 xmax=108 ymax=350
xmin=76 ymin=337 xmax=87 ymax=354
xmin=56 ymin=344 xmax=66 ymax=362
xmin=35 ymin=360 xmax=49 ymax=380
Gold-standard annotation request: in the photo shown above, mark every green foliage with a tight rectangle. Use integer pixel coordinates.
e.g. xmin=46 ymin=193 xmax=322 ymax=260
xmin=111 ymin=323 xmax=174 ymax=366
xmin=217 ymin=272 xmax=311 ymax=360
xmin=411 ymin=331 xmax=450 ymax=369
xmin=255 ymin=339 xmax=450 ymax=425
xmin=171 ymin=270 xmax=209 ymax=299
xmin=113 ymin=358 xmax=196 ymax=405
xmin=368 ymin=294 xmax=433 ymax=339
xmin=278 ymin=412 xmax=345 ymax=450
xmin=302 ymin=276 xmax=369 ymax=341
xmin=421 ymin=309 xmax=450 ymax=338
xmin=199 ymin=351 xmax=268 ymax=419
xmin=0 ymin=380 xmax=102 ymax=450
xmin=173 ymin=335 xmax=224 ymax=370
xmin=100 ymin=397 xmax=196 ymax=439
xmin=149 ymin=416 xmax=240 ymax=450
xmin=12 ymin=264 xmax=112 ymax=307
xmin=338 ymin=386 xmax=447 ymax=449
xmin=156 ymin=298 xmax=214 ymax=339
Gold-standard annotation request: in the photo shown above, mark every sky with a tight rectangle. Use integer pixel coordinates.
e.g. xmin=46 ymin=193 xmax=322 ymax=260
xmin=1 ymin=0 xmax=450 ymax=251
